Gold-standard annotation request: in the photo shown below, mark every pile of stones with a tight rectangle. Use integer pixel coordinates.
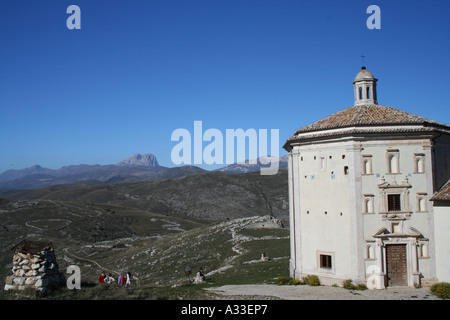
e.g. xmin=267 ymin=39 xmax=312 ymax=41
xmin=4 ymin=240 xmax=65 ymax=293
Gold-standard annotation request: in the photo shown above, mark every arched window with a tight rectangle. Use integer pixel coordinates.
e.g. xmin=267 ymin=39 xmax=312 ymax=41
xmin=362 ymin=155 xmax=373 ymax=175
xmin=359 ymin=87 xmax=363 ymax=100
xmin=363 ymin=159 xmax=372 ymax=174
xmin=419 ymin=243 xmax=428 ymax=258
xmin=417 ymin=193 xmax=427 ymax=212
xmin=419 ymin=198 xmax=427 ymax=212
xmin=363 ymin=195 xmax=374 ymax=213
xmin=416 ymin=157 xmax=424 ymax=173
xmin=367 ymin=87 xmax=370 ymax=99
xmin=386 ymin=149 xmax=400 ymax=174
xmin=366 ymin=245 xmax=375 ymax=259
xmin=388 ymin=154 xmax=399 ymax=174
xmin=389 ymin=155 xmax=395 ymax=173
xmin=364 ymin=199 xmax=371 ymax=213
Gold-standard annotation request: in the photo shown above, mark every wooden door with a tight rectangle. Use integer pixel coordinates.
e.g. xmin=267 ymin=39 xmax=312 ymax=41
xmin=386 ymin=244 xmax=407 ymax=286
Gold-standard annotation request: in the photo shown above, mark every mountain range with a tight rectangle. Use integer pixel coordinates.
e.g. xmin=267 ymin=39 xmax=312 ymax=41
xmin=0 ymin=154 xmax=165 ymax=190
xmin=215 ymin=155 xmax=288 ymax=174
xmin=0 ymin=169 xmax=289 ymax=224
xmin=0 ymin=153 xmax=288 ymax=190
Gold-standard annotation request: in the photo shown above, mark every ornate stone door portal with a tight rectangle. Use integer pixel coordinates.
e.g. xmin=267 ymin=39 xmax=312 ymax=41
xmin=386 ymin=244 xmax=408 ymax=286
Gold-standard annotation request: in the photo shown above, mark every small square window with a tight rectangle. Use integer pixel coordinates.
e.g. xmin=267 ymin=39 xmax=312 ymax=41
xmin=320 ymin=254 xmax=332 ymax=269
xmin=392 ymin=222 xmax=401 ymax=234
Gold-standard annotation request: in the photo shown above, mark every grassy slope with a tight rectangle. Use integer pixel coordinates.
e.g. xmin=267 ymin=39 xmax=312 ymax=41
xmin=1 ymin=214 xmax=289 ymax=300
xmin=0 ymin=198 xmax=206 ymax=297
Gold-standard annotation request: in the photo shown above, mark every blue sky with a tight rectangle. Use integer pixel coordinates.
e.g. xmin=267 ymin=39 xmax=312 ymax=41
xmin=1 ymin=0 xmax=449 ymax=173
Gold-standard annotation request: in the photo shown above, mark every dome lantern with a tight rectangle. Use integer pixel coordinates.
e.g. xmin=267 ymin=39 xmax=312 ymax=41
xmin=353 ymin=66 xmax=378 ymax=106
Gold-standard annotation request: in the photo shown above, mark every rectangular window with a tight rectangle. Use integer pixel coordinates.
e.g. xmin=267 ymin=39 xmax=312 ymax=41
xmin=320 ymin=254 xmax=332 ymax=269
xmin=388 ymin=194 xmax=401 ymax=212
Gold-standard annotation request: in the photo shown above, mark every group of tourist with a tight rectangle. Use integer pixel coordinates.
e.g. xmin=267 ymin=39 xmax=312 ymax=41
xmin=98 ymin=270 xmax=133 ymax=287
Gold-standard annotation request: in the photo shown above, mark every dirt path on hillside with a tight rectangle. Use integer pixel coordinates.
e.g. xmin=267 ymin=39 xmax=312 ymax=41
xmin=63 ymin=248 xmax=121 ymax=276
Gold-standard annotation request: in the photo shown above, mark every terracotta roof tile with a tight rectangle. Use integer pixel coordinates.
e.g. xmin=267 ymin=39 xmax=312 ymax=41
xmin=286 ymin=126 xmax=438 ymax=143
xmin=431 ymin=180 xmax=450 ymax=201
xmin=284 ymin=104 xmax=450 ymax=150
xmin=293 ymin=105 xmax=447 ymax=135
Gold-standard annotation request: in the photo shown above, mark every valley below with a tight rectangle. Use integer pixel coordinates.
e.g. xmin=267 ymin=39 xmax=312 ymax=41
xmin=0 ymin=169 xmax=290 ymax=300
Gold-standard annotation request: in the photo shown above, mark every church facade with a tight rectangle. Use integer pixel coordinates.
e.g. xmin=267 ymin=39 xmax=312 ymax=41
xmin=283 ymin=67 xmax=450 ymax=288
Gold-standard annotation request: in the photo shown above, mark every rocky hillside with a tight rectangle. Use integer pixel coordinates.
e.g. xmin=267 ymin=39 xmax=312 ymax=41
xmin=1 ymin=170 xmax=289 ymax=224
xmin=0 ymin=168 xmax=289 ymax=299
xmin=0 ymin=197 xmax=206 ymax=293
xmin=1 ymin=211 xmax=289 ymax=299
xmin=69 ymin=215 xmax=289 ymax=290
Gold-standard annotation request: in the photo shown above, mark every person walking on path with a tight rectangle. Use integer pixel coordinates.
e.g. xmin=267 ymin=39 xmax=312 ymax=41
xmin=105 ymin=273 xmax=115 ymax=284
xmin=126 ymin=271 xmax=133 ymax=288
xmin=98 ymin=271 xmax=106 ymax=283
xmin=118 ymin=273 xmax=124 ymax=286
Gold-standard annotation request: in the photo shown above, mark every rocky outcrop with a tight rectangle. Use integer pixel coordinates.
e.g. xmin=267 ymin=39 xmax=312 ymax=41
xmin=117 ymin=153 xmax=159 ymax=167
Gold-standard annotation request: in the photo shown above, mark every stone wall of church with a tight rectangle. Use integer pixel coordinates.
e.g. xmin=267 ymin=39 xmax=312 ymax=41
xmin=433 ymin=203 xmax=450 ymax=283
xmin=290 ymin=140 xmax=361 ymax=285
xmin=289 ymin=134 xmax=439 ymax=287
xmin=360 ymin=137 xmax=435 ymax=286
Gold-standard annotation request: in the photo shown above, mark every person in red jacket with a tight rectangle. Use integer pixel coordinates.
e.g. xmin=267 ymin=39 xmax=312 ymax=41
xmin=98 ymin=271 xmax=106 ymax=283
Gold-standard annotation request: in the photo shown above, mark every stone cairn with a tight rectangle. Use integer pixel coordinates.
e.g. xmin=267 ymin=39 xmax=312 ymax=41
xmin=4 ymin=240 xmax=65 ymax=293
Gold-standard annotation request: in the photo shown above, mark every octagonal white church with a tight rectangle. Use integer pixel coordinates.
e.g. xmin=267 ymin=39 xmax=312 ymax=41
xmin=283 ymin=67 xmax=450 ymax=288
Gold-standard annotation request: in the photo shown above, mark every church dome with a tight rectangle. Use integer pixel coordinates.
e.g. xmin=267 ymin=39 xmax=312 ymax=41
xmin=353 ymin=67 xmax=375 ymax=83
xmin=283 ymin=66 xmax=450 ymax=151
xmin=283 ymin=104 xmax=450 ymax=150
